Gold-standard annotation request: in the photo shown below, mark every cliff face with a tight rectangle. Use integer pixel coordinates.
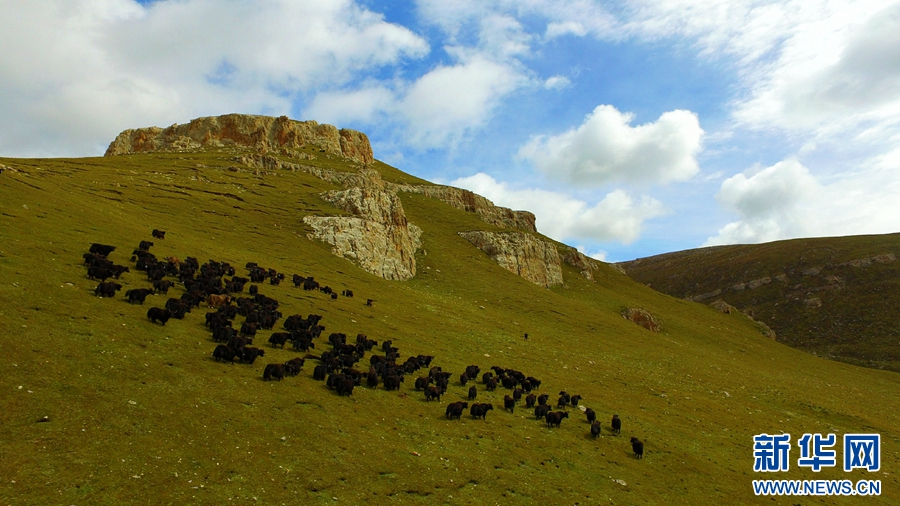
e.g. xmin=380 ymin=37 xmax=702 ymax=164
xmin=104 ymin=114 xmax=616 ymax=287
xmin=303 ymin=169 xmax=421 ymax=281
xmin=391 ymin=183 xmax=536 ymax=233
xmin=458 ymin=231 xmax=563 ymax=288
xmin=105 ymin=114 xmax=373 ymax=164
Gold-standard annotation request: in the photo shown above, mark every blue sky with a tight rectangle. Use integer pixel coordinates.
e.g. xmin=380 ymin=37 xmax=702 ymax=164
xmin=3 ymin=0 xmax=900 ymax=261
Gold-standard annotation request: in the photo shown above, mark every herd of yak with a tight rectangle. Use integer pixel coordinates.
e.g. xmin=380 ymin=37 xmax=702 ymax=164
xmin=82 ymin=230 xmax=645 ymax=460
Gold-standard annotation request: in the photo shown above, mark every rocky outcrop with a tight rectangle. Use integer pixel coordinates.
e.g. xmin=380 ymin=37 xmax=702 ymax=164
xmin=237 ymin=153 xmax=356 ymax=186
xmin=458 ymin=231 xmax=563 ymax=288
xmin=105 ymin=114 xmax=373 ymax=164
xmin=391 ymin=184 xmax=536 ymax=233
xmin=710 ymin=299 xmax=735 ymax=314
xmin=303 ymin=169 xmax=421 ymax=281
xmin=710 ymin=300 xmax=776 ymax=339
xmin=621 ymin=308 xmax=661 ymax=333
xmin=560 ymin=248 xmax=602 ymax=281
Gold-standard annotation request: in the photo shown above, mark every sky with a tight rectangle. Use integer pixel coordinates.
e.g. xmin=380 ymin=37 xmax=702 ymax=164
xmin=3 ymin=0 xmax=900 ymax=262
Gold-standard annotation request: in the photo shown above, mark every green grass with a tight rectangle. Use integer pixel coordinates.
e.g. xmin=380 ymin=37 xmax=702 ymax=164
xmin=1 ymin=151 xmax=899 ymax=504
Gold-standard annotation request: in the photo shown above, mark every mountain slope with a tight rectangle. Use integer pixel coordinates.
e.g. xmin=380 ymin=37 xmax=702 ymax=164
xmin=1 ymin=135 xmax=898 ymax=504
xmin=619 ymin=235 xmax=900 ymax=372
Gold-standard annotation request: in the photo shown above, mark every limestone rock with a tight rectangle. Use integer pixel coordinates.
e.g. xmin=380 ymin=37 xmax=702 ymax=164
xmin=561 ymin=248 xmax=601 ymax=281
xmin=304 ymin=169 xmax=421 ymax=281
xmin=105 ymin=114 xmax=373 ymax=164
xmin=710 ymin=299 xmax=735 ymax=314
xmin=621 ymin=308 xmax=661 ymax=333
xmin=392 ymin=184 xmax=536 ymax=232
xmin=304 ymin=216 xmax=421 ymax=281
xmin=458 ymin=231 xmax=563 ymax=288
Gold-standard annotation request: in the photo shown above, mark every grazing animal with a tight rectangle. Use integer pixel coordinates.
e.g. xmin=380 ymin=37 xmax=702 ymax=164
xmin=485 ymin=378 xmax=497 ymax=392
xmin=268 ymin=332 xmax=290 ymax=349
xmin=206 ymin=294 xmax=231 ymax=308
xmin=470 ymin=403 xmax=494 ymax=420
xmin=313 ymin=365 xmax=328 ymax=380
xmin=147 ymin=307 xmax=171 ymax=325
xmin=212 ymin=345 xmax=238 ymax=364
xmin=263 ymin=363 xmax=285 ymax=381
xmin=557 ymin=395 xmax=569 ymax=409
xmin=240 ymin=347 xmax=265 ymax=365
xmin=504 ymin=395 xmax=515 ymax=413
xmin=284 ymin=358 xmax=305 ymax=376
xmin=460 ymin=373 xmax=468 ymax=386
xmin=537 ymin=394 xmax=549 ymax=406
xmin=125 ymin=288 xmax=152 ymax=305
xmin=139 ymin=240 xmax=154 ymax=251
xmin=414 ymin=377 xmax=432 ymax=391
xmin=468 ymin=386 xmax=477 ymax=401
xmin=534 ymin=405 xmax=551 ymax=419
xmin=611 ymin=414 xmax=621 ymax=434
xmin=366 ymin=299 xmax=374 ymax=306
xmin=152 ymin=229 xmax=166 ymax=239
xmin=152 ymin=279 xmax=173 ymax=294
xmin=590 ymin=421 xmax=602 ymax=438
xmin=570 ymin=394 xmax=583 ymax=407
xmin=424 ymin=385 xmax=443 ymax=401
xmin=383 ymin=375 xmax=402 ymax=391
xmin=631 ymin=437 xmax=644 ymax=459
xmin=545 ymin=411 xmax=569 ymax=428
xmin=336 ymin=378 xmax=355 ymax=396
xmin=525 ymin=394 xmax=537 ymax=408
xmin=445 ymin=401 xmax=468 ymax=420
xmin=94 ymin=281 xmax=122 ymax=298
xmin=585 ymin=408 xmax=596 ymax=424
xmin=89 ymin=243 xmax=116 ymax=256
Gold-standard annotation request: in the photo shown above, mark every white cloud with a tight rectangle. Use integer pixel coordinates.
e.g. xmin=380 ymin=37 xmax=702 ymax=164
xmin=400 ymin=56 xmax=526 ymax=148
xmin=452 ymin=172 xmax=666 ymax=244
xmin=543 ymin=75 xmax=570 ymax=90
xmin=728 ymin=2 xmax=900 ymax=134
xmin=518 ymin=105 xmax=703 ymax=186
xmin=576 ymin=245 xmax=608 ymax=262
xmin=0 ymin=0 xmax=428 ymax=156
xmin=304 ymin=86 xmax=396 ymax=126
xmin=705 ymin=155 xmax=900 ymax=246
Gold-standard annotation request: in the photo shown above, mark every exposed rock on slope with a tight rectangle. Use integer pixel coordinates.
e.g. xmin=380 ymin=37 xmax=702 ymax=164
xmin=561 ymin=248 xmax=602 ymax=281
xmin=458 ymin=231 xmax=563 ymax=288
xmin=105 ymin=114 xmax=373 ymax=164
xmin=621 ymin=308 xmax=661 ymax=333
xmin=392 ymin=184 xmax=536 ymax=232
xmin=303 ymin=169 xmax=421 ymax=281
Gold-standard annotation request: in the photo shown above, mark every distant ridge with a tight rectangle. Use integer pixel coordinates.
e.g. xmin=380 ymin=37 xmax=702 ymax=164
xmin=619 ymin=233 xmax=900 ymax=371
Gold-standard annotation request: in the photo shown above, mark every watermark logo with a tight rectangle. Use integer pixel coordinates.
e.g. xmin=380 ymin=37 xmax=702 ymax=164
xmin=752 ymin=433 xmax=882 ymax=496
xmin=844 ymin=434 xmax=881 ymax=472
xmin=797 ymin=433 xmax=836 ymax=472
xmin=753 ymin=433 xmax=791 ymax=472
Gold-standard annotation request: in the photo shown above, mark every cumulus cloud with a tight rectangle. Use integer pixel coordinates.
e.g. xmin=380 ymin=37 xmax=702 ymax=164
xmin=0 ymin=0 xmax=428 ymax=156
xmin=733 ymin=2 xmax=900 ymax=135
xmin=307 ymin=53 xmax=527 ymax=149
xmin=704 ymin=159 xmax=819 ymax=245
xmin=399 ymin=56 xmax=526 ymax=148
xmin=705 ymin=150 xmax=900 ymax=247
xmin=518 ymin=105 xmax=703 ymax=186
xmin=452 ymin=173 xmax=666 ymax=244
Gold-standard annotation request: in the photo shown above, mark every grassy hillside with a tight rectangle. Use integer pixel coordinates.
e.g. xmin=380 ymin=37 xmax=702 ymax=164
xmin=619 ymin=236 xmax=900 ymax=373
xmin=1 ymin=150 xmax=899 ymax=505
